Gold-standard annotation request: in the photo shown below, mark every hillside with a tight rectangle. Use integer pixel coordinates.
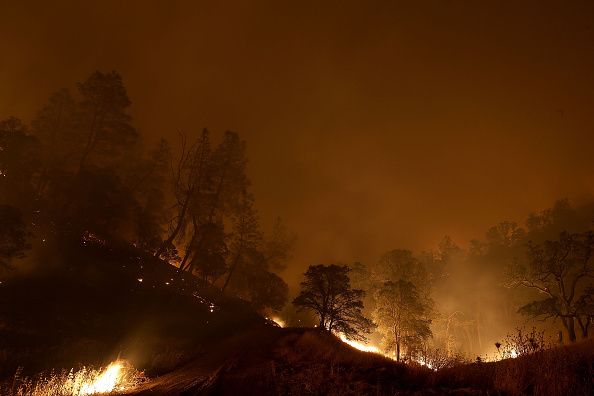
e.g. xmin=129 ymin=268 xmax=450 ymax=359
xmin=1 ymin=242 xmax=592 ymax=396
xmin=0 ymin=242 xmax=431 ymax=395
xmin=0 ymin=240 xmax=265 ymax=378
xmin=127 ymin=327 xmax=431 ymax=395
xmin=124 ymin=328 xmax=594 ymax=396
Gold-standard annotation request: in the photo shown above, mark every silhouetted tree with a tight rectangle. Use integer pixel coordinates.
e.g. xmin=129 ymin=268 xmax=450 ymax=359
xmin=31 ymin=89 xmax=79 ymax=190
xmin=156 ymin=130 xmax=211 ymax=259
xmin=0 ymin=71 xmax=292 ymax=315
xmin=240 ymin=254 xmax=289 ymax=311
xmin=129 ymin=139 xmax=171 ymax=253
xmin=0 ymin=118 xmax=40 ymax=209
xmin=374 ymin=249 xmax=430 ymax=294
xmin=222 ymin=191 xmax=262 ymax=291
xmin=75 ymin=71 xmax=138 ymax=171
xmin=509 ymin=231 xmax=594 ymax=341
xmin=188 ymin=221 xmax=228 ymax=282
xmin=293 ymin=264 xmax=373 ymax=341
xmin=486 ymin=221 xmax=526 ymax=249
xmin=49 ymin=168 xmax=136 ymax=241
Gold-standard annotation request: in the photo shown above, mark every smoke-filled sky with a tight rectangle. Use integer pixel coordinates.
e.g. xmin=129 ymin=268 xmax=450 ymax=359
xmin=2 ymin=1 xmax=594 ymax=285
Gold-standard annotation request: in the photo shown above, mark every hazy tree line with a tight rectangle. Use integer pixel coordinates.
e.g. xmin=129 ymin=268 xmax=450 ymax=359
xmin=294 ymin=199 xmax=594 ymax=361
xmin=0 ymin=71 xmax=293 ymax=312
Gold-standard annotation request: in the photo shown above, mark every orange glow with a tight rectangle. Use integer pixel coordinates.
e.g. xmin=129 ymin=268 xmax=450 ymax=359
xmin=14 ymin=359 xmax=144 ymax=395
xmin=338 ymin=333 xmax=381 ymax=354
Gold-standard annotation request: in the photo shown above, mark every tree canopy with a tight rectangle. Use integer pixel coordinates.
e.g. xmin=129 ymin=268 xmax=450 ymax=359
xmin=373 ymin=279 xmax=432 ymax=361
xmin=293 ymin=264 xmax=373 ymax=341
xmin=0 ymin=70 xmax=291 ymax=313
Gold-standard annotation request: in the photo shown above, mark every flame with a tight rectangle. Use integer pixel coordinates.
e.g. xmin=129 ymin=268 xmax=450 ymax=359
xmin=485 ymin=347 xmax=519 ymax=362
xmin=337 ymin=334 xmax=436 ymax=368
xmin=338 ymin=333 xmax=381 ymax=354
xmin=264 ymin=316 xmax=285 ymax=327
xmin=13 ymin=359 xmax=144 ymax=396
xmin=414 ymin=357 xmax=435 ymax=370
xmin=79 ymin=361 xmax=124 ymax=395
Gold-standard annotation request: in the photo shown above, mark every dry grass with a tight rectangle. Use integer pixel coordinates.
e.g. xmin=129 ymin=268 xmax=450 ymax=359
xmin=192 ymin=328 xmax=435 ymax=396
xmin=127 ymin=327 xmax=594 ymax=395
xmin=433 ymin=338 xmax=594 ymax=396
xmin=0 ymin=361 xmax=145 ymax=396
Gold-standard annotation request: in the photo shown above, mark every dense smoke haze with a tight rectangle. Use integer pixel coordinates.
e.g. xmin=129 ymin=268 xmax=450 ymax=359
xmin=1 ymin=2 xmax=594 ymax=395
xmin=3 ymin=1 xmax=594 ymax=289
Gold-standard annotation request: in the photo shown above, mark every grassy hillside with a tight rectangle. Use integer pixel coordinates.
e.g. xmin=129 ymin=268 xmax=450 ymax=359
xmin=1 ymin=242 xmax=592 ymax=395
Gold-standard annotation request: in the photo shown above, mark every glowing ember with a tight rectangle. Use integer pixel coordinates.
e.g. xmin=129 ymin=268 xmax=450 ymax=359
xmin=12 ymin=359 xmax=144 ymax=396
xmin=414 ymin=357 xmax=436 ymax=370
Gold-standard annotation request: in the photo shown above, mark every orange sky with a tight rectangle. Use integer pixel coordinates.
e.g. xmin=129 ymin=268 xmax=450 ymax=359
xmin=2 ymin=0 xmax=594 ymax=286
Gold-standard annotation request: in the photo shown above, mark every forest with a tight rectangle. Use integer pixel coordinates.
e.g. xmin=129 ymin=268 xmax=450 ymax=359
xmin=287 ymin=199 xmax=594 ymax=359
xmin=0 ymin=71 xmax=294 ymax=313
xmin=1 ymin=71 xmax=593 ymax=395
xmin=4 ymin=1 xmax=594 ymax=393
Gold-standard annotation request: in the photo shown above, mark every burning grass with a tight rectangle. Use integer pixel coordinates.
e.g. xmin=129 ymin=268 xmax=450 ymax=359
xmin=4 ymin=360 xmax=145 ymax=396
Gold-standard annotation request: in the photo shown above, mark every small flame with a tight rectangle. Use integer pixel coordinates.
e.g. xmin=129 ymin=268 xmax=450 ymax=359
xmin=414 ymin=357 xmax=436 ymax=370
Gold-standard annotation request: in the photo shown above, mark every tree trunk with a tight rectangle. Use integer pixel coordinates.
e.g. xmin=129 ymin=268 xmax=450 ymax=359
xmin=79 ymin=108 xmax=105 ymax=172
xmin=577 ymin=316 xmax=590 ymax=339
xmin=180 ymin=217 xmax=200 ymax=271
xmin=222 ymin=249 xmax=242 ymax=292
xmin=394 ymin=327 xmax=401 ymax=362
xmin=154 ymin=194 xmax=191 ymax=258
xmin=562 ymin=316 xmax=577 ymax=342
xmin=179 ymin=238 xmax=194 ymax=272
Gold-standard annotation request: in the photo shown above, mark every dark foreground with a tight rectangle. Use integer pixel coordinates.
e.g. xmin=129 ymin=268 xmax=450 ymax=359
xmin=0 ymin=247 xmax=592 ymax=396
xmin=122 ymin=327 xmax=594 ymax=396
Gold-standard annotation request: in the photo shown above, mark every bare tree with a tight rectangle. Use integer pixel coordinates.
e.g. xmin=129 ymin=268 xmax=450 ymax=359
xmin=155 ymin=129 xmax=211 ymax=259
